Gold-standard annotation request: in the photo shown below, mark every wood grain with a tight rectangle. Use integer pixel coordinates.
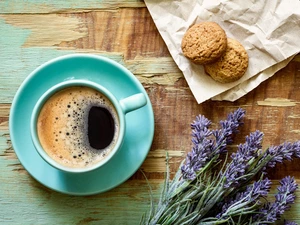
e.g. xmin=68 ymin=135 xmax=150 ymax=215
xmin=1 ymin=2 xmax=300 ymax=224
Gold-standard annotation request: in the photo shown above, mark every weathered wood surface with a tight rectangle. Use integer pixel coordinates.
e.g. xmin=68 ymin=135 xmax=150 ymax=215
xmin=1 ymin=1 xmax=300 ymax=224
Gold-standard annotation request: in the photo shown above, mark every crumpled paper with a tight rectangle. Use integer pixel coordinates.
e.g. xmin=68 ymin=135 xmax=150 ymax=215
xmin=144 ymin=0 xmax=300 ymax=103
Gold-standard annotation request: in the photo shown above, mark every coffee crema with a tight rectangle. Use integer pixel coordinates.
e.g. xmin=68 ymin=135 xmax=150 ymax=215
xmin=37 ymin=86 xmax=120 ymax=168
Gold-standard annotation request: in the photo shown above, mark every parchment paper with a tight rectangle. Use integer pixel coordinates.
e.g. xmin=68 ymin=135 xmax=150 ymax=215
xmin=144 ymin=0 xmax=300 ymax=103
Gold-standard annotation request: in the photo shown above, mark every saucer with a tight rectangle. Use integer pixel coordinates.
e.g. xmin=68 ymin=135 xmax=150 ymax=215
xmin=9 ymin=54 xmax=155 ymax=196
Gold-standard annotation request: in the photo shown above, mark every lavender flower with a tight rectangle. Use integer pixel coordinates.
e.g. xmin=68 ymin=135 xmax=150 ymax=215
xmin=143 ymin=109 xmax=299 ymax=225
xmin=181 ymin=115 xmax=213 ymax=180
xmin=223 ymin=131 xmax=263 ymax=188
xmin=218 ymin=108 xmax=245 ymax=145
xmin=213 ymin=108 xmax=245 ymax=155
xmin=293 ymin=141 xmax=300 ymax=158
xmin=217 ymin=178 xmax=271 ymax=219
xmin=254 ymin=176 xmax=298 ymax=223
xmin=260 ymin=141 xmax=300 ymax=172
xmin=237 ymin=130 xmax=263 ymax=159
xmin=284 ymin=220 xmax=298 ymax=225
xmin=181 ymin=108 xmax=245 ymax=180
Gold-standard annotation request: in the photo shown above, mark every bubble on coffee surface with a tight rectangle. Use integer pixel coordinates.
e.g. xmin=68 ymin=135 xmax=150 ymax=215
xmin=37 ymin=86 xmax=120 ymax=168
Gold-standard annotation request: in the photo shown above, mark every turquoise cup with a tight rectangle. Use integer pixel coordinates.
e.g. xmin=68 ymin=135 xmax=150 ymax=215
xmin=30 ymin=79 xmax=147 ymax=173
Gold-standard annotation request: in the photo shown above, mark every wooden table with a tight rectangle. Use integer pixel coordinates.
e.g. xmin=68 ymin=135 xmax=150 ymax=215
xmin=1 ymin=1 xmax=300 ymax=224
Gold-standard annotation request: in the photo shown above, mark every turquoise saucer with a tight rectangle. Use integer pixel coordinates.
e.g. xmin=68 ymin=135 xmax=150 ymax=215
xmin=9 ymin=54 xmax=155 ymax=196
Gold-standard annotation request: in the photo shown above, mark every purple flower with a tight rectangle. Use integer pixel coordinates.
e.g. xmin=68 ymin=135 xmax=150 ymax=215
xmin=213 ymin=108 xmax=245 ymax=155
xmin=181 ymin=115 xmax=213 ymax=180
xmin=254 ymin=176 xmax=298 ymax=223
xmin=181 ymin=108 xmax=245 ymax=180
xmin=223 ymin=131 xmax=263 ymax=188
xmin=219 ymin=108 xmax=245 ymax=144
xmin=217 ymin=178 xmax=271 ymax=219
xmin=146 ymin=108 xmax=299 ymax=225
xmin=261 ymin=141 xmax=300 ymax=172
xmin=285 ymin=220 xmax=298 ymax=225
xmin=293 ymin=141 xmax=300 ymax=158
xmin=237 ymin=130 xmax=263 ymax=159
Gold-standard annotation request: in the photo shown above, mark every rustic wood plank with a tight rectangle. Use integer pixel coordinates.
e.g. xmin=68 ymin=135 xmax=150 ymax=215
xmin=1 ymin=14 xmax=87 ymax=47
xmin=0 ymin=8 xmax=170 ymax=103
xmin=56 ymin=8 xmax=169 ymax=60
xmin=0 ymin=0 xmax=146 ymax=14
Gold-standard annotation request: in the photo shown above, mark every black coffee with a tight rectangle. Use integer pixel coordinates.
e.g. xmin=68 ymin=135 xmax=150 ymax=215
xmin=37 ymin=86 xmax=120 ymax=168
xmin=88 ymin=106 xmax=115 ymax=150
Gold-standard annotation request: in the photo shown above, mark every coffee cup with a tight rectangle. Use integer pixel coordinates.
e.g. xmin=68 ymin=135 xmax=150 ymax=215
xmin=30 ymin=79 xmax=147 ymax=173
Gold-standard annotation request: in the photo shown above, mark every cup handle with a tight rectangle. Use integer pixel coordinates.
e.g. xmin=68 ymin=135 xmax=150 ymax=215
xmin=119 ymin=93 xmax=147 ymax=114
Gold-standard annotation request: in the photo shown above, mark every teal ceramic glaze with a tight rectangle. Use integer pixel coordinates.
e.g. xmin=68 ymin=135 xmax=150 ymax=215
xmin=9 ymin=54 xmax=155 ymax=195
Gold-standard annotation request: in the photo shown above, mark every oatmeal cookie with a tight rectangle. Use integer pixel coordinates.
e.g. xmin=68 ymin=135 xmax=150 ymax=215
xmin=204 ymin=38 xmax=248 ymax=83
xmin=181 ymin=22 xmax=227 ymax=65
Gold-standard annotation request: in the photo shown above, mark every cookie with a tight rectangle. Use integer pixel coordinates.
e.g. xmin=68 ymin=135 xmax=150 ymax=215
xmin=204 ymin=38 xmax=248 ymax=83
xmin=181 ymin=22 xmax=227 ymax=65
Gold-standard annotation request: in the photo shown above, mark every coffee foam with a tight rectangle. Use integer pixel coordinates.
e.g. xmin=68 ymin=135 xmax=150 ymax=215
xmin=37 ymin=86 xmax=120 ymax=168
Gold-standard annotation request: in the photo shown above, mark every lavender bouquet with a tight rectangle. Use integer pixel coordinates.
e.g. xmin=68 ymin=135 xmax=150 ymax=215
xmin=141 ymin=108 xmax=300 ymax=225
